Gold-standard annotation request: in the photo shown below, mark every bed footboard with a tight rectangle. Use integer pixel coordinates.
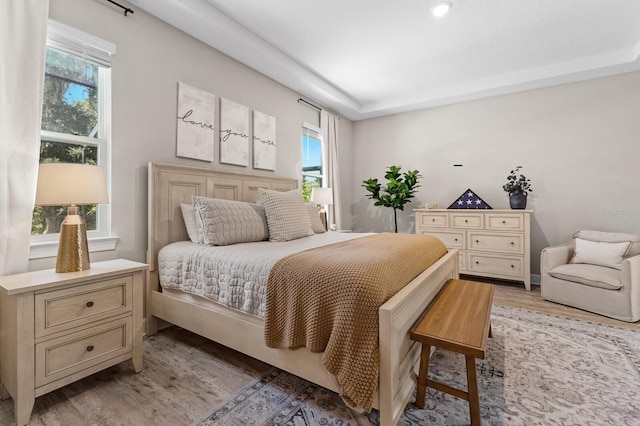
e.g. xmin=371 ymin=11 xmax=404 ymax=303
xmin=378 ymin=249 xmax=459 ymax=426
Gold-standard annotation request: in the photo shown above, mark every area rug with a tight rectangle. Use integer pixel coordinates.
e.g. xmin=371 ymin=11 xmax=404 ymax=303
xmin=194 ymin=305 xmax=640 ymax=425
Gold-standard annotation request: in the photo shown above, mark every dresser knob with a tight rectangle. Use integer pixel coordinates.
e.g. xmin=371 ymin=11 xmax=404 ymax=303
xmin=510 ymin=242 xmax=515 ymax=245
xmin=454 ymin=238 xmax=458 ymax=242
xmin=475 ymin=261 xmax=479 ymax=265
xmin=86 ymin=301 xmax=94 ymax=308
xmin=86 ymin=345 xmax=94 ymax=352
xmin=475 ymin=240 xmax=479 ymax=243
xmin=465 ymin=220 xmax=468 ymax=223
xmin=502 ymin=220 xmax=506 ymax=224
xmin=511 ymin=265 xmax=515 ymax=268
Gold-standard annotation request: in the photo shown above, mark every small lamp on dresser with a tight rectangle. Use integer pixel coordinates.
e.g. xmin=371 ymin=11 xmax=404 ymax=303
xmin=311 ymin=187 xmax=333 ymax=231
xmin=35 ymin=163 xmax=109 ymax=273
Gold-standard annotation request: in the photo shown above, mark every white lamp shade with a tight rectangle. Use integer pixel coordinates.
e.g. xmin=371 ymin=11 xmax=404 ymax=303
xmin=35 ymin=163 xmax=109 ymax=206
xmin=311 ymin=187 xmax=333 ymax=205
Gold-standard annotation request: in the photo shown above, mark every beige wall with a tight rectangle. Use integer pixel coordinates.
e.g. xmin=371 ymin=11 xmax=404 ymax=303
xmin=29 ymin=0 xmax=353 ymax=270
xmin=351 ymin=71 xmax=640 ymax=276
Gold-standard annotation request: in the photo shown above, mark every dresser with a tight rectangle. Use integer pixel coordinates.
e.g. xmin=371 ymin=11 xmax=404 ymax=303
xmin=415 ymin=209 xmax=532 ymax=290
xmin=0 ymin=259 xmax=146 ymax=426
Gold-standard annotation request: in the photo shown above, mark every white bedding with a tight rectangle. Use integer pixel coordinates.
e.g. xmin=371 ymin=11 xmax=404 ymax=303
xmin=158 ymin=232 xmax=369 ymax=317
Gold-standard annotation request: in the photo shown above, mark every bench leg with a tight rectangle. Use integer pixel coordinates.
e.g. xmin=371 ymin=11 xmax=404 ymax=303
xmin=465 ymin=355 xmax=481 ymax=426
xmin=415 ymin=344 xmax=431 ymax=409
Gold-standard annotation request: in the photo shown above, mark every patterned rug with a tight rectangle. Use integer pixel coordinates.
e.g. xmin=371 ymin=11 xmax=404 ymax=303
xmin=194 ymin=305 xmax=640 ymax=425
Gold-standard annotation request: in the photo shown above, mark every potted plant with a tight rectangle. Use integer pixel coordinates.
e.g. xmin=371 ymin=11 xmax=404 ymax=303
xmin=502 ymin=166 xmax=532 ymax=209
xmin=362 ymin=165 xmax=421 ymax=232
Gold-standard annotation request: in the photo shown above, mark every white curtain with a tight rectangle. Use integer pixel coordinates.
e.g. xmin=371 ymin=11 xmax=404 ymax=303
xmin=321 ymin=110 xmax=342 ymax=231
xmin=0 ymin=0 xmax=49 ymax=275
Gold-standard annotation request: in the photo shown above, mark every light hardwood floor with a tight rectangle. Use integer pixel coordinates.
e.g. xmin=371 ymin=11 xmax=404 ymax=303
xmin=1 ymin=281 xmax=637 ymax=425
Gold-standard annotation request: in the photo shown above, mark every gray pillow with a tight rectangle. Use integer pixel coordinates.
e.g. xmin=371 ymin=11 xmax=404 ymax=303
xmin=258 ymin=188 xmax=313 ymax=242
xmin=193 ymin=196 xmax=269 ymax=246
xmin=180 ymin=203 xmax=200 ymax=243
xmin=305 ymin=202 xmax=326 ymax=234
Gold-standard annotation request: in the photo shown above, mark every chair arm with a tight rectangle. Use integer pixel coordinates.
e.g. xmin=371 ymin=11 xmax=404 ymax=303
xmin=541 ymin=244 xmax=572 ymax=276
xmin=622 ymin=255 xmax=640 ymax=321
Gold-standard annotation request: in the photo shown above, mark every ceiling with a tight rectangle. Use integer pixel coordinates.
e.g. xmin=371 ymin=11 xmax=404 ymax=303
xmin=129 ymin=0 xmax=640 ymax=121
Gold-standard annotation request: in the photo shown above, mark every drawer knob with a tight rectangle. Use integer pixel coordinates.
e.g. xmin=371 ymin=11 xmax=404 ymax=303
xmin=86 ymin=301 xmax=94 ymax=308
xmin=511 ymin=265 xmax=515 ymax=268
xmin=465 ymin=220 xmax=469 ymax=223
xmin=502 ymin=220 xmax=506 ymax=224
xmin=454 ymin=238 xmax=458 ymax=242
xmin=475 ymin=261 xmax=479 ymax=265
xmin=475 ymin=240 xmax=479 ymax=243
xmin=510 ymin=242 xmax=515 ymax=245
xmin=86 ymin=345 xmax=94 ymax=352
xmin=432 ymin=218 xmax=435 ymax=222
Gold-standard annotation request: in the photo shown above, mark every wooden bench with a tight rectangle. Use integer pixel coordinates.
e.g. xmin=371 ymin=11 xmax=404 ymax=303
xmin=410 ymin=278 xmax=495 ymax=426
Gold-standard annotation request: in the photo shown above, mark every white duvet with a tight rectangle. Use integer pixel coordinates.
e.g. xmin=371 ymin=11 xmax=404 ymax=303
xmin=158 ymin=232 xmax=368 ymax=317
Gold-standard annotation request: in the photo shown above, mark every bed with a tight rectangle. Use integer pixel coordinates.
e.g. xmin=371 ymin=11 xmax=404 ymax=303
xmin=145 ymin=162 xmax=459 ymax=426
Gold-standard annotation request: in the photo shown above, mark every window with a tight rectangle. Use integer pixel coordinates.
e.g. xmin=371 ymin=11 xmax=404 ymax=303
xmin=30 ymin=21 xmax=116 ymax=259
xmin=301 ymin=123 xmax=324 ymax=202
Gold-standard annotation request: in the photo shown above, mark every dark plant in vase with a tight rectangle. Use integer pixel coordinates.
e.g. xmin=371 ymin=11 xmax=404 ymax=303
xmin=362 ymin=165 xmax=421 ymax=233
xmin=502 ymin=166 xmax=532 ymax=209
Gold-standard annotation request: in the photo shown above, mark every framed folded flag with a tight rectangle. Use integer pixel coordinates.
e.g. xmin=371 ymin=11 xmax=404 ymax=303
xmin=448 ymin=189 xmax=492 ymax=209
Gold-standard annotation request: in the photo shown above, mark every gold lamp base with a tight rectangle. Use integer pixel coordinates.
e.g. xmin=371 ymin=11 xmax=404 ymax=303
xmin=319 ymin=208 xmax=328 ymax=231
xmin=56 ymin=206 xmax=90 ymax=273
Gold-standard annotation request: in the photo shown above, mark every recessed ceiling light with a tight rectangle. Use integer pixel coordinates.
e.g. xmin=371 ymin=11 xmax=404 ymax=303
xmin=432 ymin=1 xmax=452 ymax=17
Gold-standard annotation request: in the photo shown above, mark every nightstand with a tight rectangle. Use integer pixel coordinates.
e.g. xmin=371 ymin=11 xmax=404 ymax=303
xmin=0 ymin=259 xmax=146 ymax=426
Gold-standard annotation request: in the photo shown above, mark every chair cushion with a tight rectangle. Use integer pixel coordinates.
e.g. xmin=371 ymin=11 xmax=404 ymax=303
xmin=549 ymin=263 xmax=622 ymax=290
xmin=570 ymin=238 xmax=630 ymax=270
xmin=572 ymin=229 xmax=640 ymax=259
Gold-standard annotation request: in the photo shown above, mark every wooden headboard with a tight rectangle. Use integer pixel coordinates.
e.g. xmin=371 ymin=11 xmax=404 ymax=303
xmin=146 ymin=162 xmax=298 ymax=280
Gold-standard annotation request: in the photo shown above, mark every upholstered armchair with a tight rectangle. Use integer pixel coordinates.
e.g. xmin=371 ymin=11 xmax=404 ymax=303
xmin=541 ymin=230 xmax=640 ymax=322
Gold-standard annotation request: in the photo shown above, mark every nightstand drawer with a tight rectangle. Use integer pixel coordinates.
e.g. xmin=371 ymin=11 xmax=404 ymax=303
xmin=467 ymin=253 xmax=523 ymax=278
xmin=35 ymin=276 xmax=133 ymax=338
xmin=417 ymin=212 xmax=448 ymax=228
xmin=35 ymin=317 xmax=132 ymax=388
xmin=485 ymin=214 xmax=524 ymax=231
xmin=450 ymin=213 xmax=483 ymax=229
xmin=419 ymin=230 xmax=465 ymax=249
xmin=468 ymin=232 xmax=523 ymax=254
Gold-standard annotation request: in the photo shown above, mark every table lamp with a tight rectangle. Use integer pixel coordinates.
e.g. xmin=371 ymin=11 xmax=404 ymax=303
xmin=35 ymin=163 xmax=109 ymax=273
xmin=311 ymin=187 xmax=333 ymax=231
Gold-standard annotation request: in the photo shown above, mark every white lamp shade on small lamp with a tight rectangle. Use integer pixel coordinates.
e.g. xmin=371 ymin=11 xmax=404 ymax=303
xmin=35 ymin=163 xmax=109 ymax=206
xmin=311 ymin=187 xmax=333 ymax=231
xmin=35 ymin=163 xmax=109 ymax=273
xmin=310 ymin=187 xmax=333 ymax=206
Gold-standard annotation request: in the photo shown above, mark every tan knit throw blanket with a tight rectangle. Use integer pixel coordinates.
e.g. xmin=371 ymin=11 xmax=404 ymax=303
xmin=264 ymin=232 xmax=447 ymax=411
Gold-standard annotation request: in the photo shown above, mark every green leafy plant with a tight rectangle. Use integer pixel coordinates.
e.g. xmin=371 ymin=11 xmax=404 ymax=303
xmin=362 ymin=165 xmax=421 ymax=233
xmin=502 ymin=166 xmax=532 ymax=196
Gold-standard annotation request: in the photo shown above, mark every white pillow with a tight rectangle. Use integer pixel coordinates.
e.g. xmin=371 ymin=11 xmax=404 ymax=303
xmin=571 ymin=238 xmax=631 ymax=270
xmin=305 ymin=203 xmax=326 ymax=234
xmin=193 ymin=196 xmax=269 ymax=246
xmin=258 ymin=188 xmax=313 ymax=242
xmin=180 ymin=203 xmax=200 ymax=243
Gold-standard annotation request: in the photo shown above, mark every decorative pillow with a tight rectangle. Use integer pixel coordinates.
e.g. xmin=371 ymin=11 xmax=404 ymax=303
xmin=180 ymin=203 xmax=200 ymax=243
xmin=258 ymin=188 xmax=313 ymax=242
xmin=193 ymin=196 xmax=269 ymax=246
xmin=305 ymin=202 xmax=326 ymax=234
xmin=570 ymin=238 xmax=631 ymax=270
xmin=572 ymin=229 xmax=640 ymax=259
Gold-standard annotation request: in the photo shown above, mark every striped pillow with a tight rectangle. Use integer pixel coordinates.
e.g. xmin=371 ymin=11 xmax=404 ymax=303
xmin=258 ymin=188 xmax=313 ymax=242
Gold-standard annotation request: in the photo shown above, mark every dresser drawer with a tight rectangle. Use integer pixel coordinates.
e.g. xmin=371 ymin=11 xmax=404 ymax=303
xmin=467 ymin=232 xmax=523 ymax=254
xmin=35 ymin=276 xmax=133 ymax=338
xmin=35 ymin=317 xmax=132 ymax=388
xmin=417 ymin=212 xmax=448 ymax=228
xmin=485 ymin=213 xmax=524 ymax=231
xmin=467 ymin=253 xmax=523 ymax=278
xmin=450 ymin=213 xmax=483 ymax=229
xmin=418 ymin=230 xmax=465 ymax=249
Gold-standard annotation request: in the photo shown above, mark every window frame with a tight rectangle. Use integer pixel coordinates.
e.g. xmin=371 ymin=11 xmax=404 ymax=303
xmin=301 ymin=122 xmax=325 ymax=201
xmin=29 ymin=21 xmax=117 ymax=260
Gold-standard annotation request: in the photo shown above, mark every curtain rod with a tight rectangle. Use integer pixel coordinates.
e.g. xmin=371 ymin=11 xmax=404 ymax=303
xmin=107 ymin=0 xmax=134 ymax=16
xmin=298 ymin=98 xmax=321 ymax=111
xmin=297 ymin=98 xmax=341 ymax=119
